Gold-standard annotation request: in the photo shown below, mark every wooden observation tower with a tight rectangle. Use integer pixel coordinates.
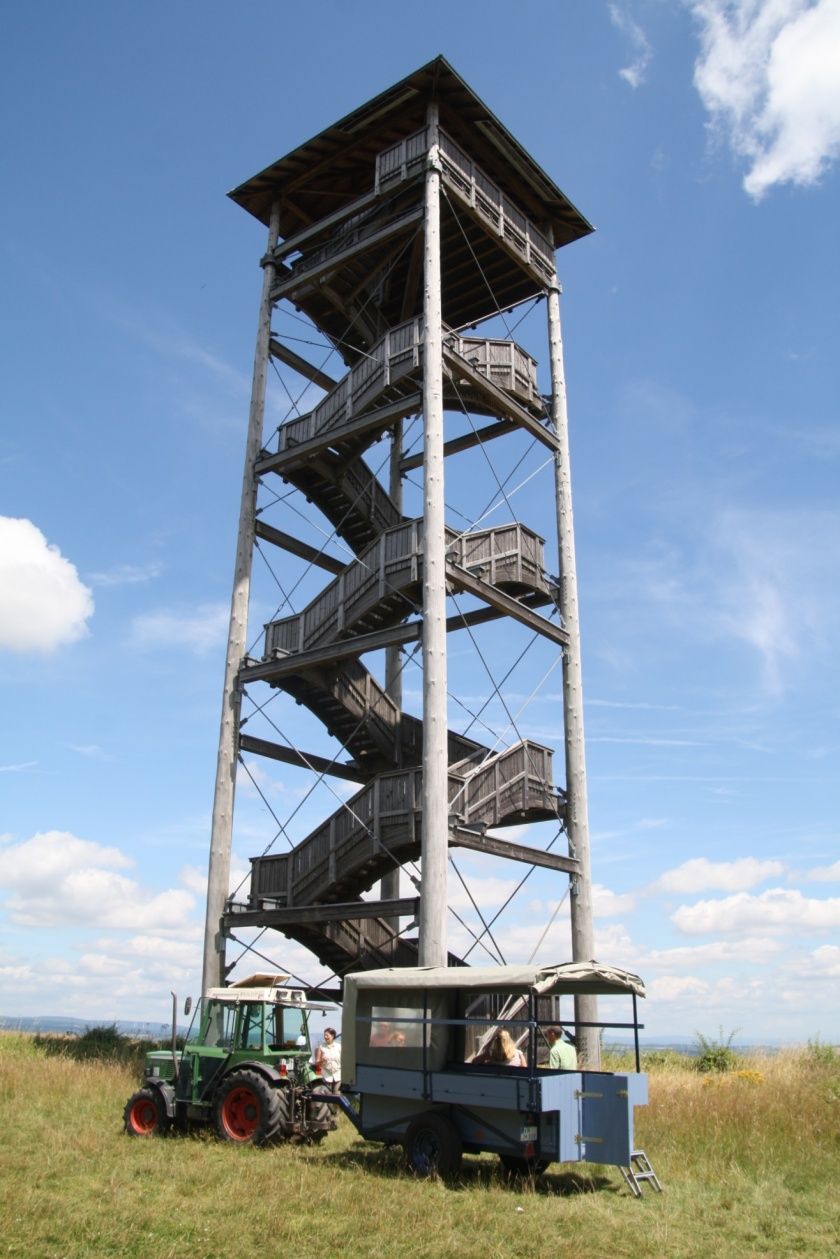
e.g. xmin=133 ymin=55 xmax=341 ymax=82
xmin=204 ymin=58 xmax=600 ymax=1061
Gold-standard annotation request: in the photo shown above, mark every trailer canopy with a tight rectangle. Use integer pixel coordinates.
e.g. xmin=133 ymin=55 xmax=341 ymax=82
xmin=344 ymin=961 xmax=645 ymax=999
xmin=341 ymin=962 xmax=643 ymax=1084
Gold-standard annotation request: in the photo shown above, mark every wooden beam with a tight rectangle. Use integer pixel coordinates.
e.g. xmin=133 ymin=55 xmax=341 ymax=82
xmin=240 ymin=605 xmax=510 ymax=686
xmin=400 ymin=419 xmax=515 ymax=472
xmin=254 ymin=519 xmax=345 ymax=575
xmin=443 ymin=344 xmax=559 ymax=452
xmin=268 ymin=339 xmax=337 ymax=391
xmin=400 ymin=228 xmax=425 ymax=321
xmin=241 ymin=621 xmax=423 ymax=683
xmin=448 ymin=565 xmax=568 ymax=646
xmin=238 ymin=733 xmax=362 ymax=782
xmin=319 ymin=281 xmax=381 ymax=350
xmin=256 ymin=393 xmax=422 ymax=475
xmin=271 ymin=206 xmax=423 ymax=301
xmin=273 ymin=187 xmax=380 ymax=260
xmin=224 ymin=897 xmax=419 ymax=929
xmin=450 ymin=827 xmax=577 ymax=875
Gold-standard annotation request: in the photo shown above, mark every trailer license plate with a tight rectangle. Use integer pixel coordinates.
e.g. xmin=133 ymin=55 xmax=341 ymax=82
xmin=519 ymin=1125 xmax=538 ymax=1142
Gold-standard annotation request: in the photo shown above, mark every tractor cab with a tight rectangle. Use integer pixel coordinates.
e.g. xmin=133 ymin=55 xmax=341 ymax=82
xmin=143 ymin=972 xmax=319 ymax=1092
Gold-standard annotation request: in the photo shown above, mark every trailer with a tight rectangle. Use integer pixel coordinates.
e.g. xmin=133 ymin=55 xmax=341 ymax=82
xmin=332 ymin=960 xmax=661 ymax=1195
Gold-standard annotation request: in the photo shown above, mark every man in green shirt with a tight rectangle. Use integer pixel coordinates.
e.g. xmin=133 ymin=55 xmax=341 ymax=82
xmin=546 ymin=1025 xmax=577 ymax=1069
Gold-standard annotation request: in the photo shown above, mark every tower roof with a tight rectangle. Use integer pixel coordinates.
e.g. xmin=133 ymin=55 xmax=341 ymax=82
xmin=229 ymin=56 xmax=593 ymax=250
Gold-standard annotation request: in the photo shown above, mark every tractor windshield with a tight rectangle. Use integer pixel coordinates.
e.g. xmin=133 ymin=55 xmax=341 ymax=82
xmin=269 ymin=1004 xmax=307 ymax=1050
xmin=200 ymin=1002 xmax=237 ymax=1049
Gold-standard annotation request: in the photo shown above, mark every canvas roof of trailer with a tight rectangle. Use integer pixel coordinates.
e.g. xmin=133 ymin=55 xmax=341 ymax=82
xmin=343 ymin=961 xmax=645 ymax=998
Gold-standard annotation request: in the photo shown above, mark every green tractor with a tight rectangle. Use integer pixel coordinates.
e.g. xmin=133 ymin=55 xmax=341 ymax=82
xmin=123 ymin=972 xmax=337 ymax=1145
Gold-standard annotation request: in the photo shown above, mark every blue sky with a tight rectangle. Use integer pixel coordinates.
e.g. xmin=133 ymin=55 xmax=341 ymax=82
xmin=1 ymin=1 xmax=838 ymax=1042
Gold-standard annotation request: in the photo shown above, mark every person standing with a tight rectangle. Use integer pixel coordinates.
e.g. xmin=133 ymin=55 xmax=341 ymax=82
xmin=546 ymin=1025 xmax=577 ymax=1069
xmin=314 ymin=1026 xmax=341 ymax=1089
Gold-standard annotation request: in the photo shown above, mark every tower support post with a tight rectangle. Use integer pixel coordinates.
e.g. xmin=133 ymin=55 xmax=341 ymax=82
xmin=201 ymin=202 xmax=280 ymax=997
xmin=418 ymin=103 xmax=449 ymax=967
xmin=380 ymin=418 xmax=404 ymax=921
xmin=546 ymin=276 xmax=600 ymax=1068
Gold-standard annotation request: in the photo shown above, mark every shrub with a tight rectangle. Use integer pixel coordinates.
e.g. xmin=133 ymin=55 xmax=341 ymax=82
xmin=34 ymin=1024 xmax=163 ymax=1070
xmin=805 ymin=1037 xmax=839 ymax=1067
xmin=694 ymin=1026 xmax=739 ymax=1073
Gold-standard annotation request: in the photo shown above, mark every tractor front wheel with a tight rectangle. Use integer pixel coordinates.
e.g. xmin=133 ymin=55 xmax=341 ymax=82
xmin=123 ymin=1087 xmax=171 ymax=1137
xmin=213 ymin=1070 xmax=286 ymax=1145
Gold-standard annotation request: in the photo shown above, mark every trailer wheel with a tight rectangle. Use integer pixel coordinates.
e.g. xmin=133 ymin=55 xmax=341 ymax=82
xmin=404 ymin=1112 xmax=462 ymax=1178
xmin=123 ymin=1087 xmax=171 ymax=1137
xmin=213 ymin=1070 xmax=286 ymax=1145
xmin=499 ymin=1154 xmax=550 ymax=1177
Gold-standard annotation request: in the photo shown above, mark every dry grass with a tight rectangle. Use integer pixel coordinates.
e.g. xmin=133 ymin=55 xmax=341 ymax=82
xmin=1 ymin=1034 xmax=838 ymax=1259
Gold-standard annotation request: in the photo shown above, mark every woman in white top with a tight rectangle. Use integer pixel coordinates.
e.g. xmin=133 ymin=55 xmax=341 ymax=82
xmin=314 ymin=1027 xmax=341 ymax=1089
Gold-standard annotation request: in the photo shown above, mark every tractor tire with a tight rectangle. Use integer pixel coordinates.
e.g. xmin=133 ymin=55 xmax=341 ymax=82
xmin=404 ymin=1111 xmax=463 ymax=1178
xmin=499 ymin=1153 xmax=550 ymax=1177
xmin=123 ymin=1087 xmax=171 ymax=1138
xmin=305 ymin=1081 xmax=337 ymax=1142
xmin=213 ymin=1070 xmax=287 ymax=1145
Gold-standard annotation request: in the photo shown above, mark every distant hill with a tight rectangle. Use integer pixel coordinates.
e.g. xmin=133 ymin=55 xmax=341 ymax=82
xmin=1 ymin=1014 xmax=783 ymax=1053
xmin=0 ymin=1013 xmax=177 ymax=1038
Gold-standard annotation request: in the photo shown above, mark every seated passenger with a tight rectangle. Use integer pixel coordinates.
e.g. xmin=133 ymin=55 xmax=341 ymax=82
xmin=477 ymin=1029 xmax=527 ymax=1068
xmin=369 ymin=1020 xmax=393 ymax=1047
xmin=545 ymin=1025 xmax=577 ymax=1069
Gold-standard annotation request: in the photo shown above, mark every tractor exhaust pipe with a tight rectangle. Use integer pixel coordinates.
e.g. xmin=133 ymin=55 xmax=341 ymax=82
xmin=170 ymin=991 xmax=179 ymax=1079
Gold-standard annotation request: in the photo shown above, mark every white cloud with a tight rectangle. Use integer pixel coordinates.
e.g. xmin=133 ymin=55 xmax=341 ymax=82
xmin=0 ymin=761 xmax=37 ymax=773
xmin=0 ymin=830 xmax=196 ymax=931
xmin=0 ymin=517 xmax=94 ymax=652
xmin=690 ymin=0 xmax=840 ymax=198
xmin=593 ymin=883 xmax=636 ymax=917
xmin=179 ymin=865 xmax=209 ymax=896
xmin=809 ymin=944 xmax=840 ymax=976
xmin=648 ymin=974 xmax=710 ymax=1001
xmin=88 ymin=562 xmax=162 ymax=587
xmin=807 ymin=859 xmax=840 ymax=881
xmin=645 ymin=936 xmax=783 ymax=965
xmin=653 ymin=856 xmax=785 ymax=893
xmin=629 ymin=506 xmax=840 ymax=693
xmin=610 ymin=3 xmax=653 ymax=87
xmin=69 ymin=744 xmax=111 ymax=760
xmin=672 ymin=887 xmax=840 ymax=933
xmin=129 ymin=602 xmax=229 ymax=654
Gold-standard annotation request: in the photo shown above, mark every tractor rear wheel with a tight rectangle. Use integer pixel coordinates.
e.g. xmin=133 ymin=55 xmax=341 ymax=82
xmin=123 ymin=1087 xmax=171 ymax=1137
xmin=305 ymin=1081 xmax=336 ymax=1142
xmin=213 ymin=1070 xmax=286 ymax=1145
xmin=404 ymin=1111 xmax=462 ymax=1178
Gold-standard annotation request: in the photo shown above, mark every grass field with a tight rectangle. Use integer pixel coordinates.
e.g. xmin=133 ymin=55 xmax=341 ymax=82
xmin=1 ymin=1033 xmax=838 ymax=1259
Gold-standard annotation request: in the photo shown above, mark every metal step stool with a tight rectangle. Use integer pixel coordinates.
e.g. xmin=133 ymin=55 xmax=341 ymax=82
xmin=619 ymin=1150 xmax=663 ymax=1198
